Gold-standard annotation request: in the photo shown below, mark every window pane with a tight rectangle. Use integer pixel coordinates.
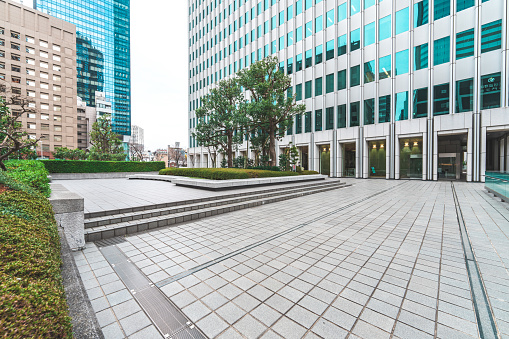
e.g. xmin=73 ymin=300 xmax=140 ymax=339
xmin=456 ymin=28 xmax=474 ymax=59
xmin=455 ymin=78 xmax=473 ymax=113
xmin=433 ymin=83 xmax=450 ymax=115
xmin=296 ymin=113 xmax=302 ymax=133
xmin=364 ymin=98 xmax=375 ymax=125
xmin=296 ymin=26 xmax=303 ymax=42
xmin=326 ymin=73 xmax=334 ymax=93
xmin=457 ymin=0 xmax=474 ymax=12
xmin=413 ymin=87 xmax=428 ymax=118
xmin=434 ymin=0 xmax=450 ymax=20
xmin=396 ymin=8 xmax=409 ymax=35
xmin=305 ymin=49 xmax=312 ymax=67
xmin=279 ymin=11 xmax=284 ymax=25
xmin=326 ymin=107 xmax=334 ymax=130
xmin=271 ymin=40 xmax=277 ymax=54
xmin=364 ymin=22 xmax=375 ymax=46
xmin=414 ymin=43 xmax=428 ymax=70
xmin=364 ymin=60 xmax=375 ymax=83
xmin=287 ymin=57 xmax=293 ymax=75
xmin=315 ymin=109 xmax=322 ymax=131
xmin=350 ymin=28 xmax=360 ymax=51
xmin=364 ymin=0 xmax=375 ymax=9
xmin=287 ymin=5 xmax=293 ymax=20
xmin=379 ymin=55 xmax=391 ymax=79
xmin=296 ymin=0 xmax=302 ymax=15
xmin=315 ymin=45 xmax=323 ymax=64
xmin=305 ymin=21 xmax=312 ymax=37
xmin=481 ymin=20 xmax=502 ymax=53
xmin=350 ymin=102 xmax=360 ymax=127
xmin=305 ymin=111 xmax=312 ymax=133
xmin=326 ymin=9 xmax=334 ymax=28
xmin=338 ymin=69 xmax=347 ymax=90
xmin=379 ymin=95 xmax=391 ymax=123
xmin=315 ymin=15 xmax=323 ymax=33
xmin=351 ymin=0 xmax=360 ymax=15
xmin=379 ymin=15 xmax=391 ymax=41
xmin=350 ymin=65 xmax=360 ymax=87
xmin=296 ymin=53 xmax=303 ymax=71
xmin=296 ymin=83 xmax=303 ymax=101
xmin=287 ymin=32 xmax=293 ymax=46
xmin=305 ymin=81 xmax=312 ymax=98
xmin=338 ymin=34 xmax=347 ymax=55
xmin=337 ymin=105 xmax=347 ymax=128
xmin=480 ymin=73 xmax=501 ymax=109
xmin=338 ymin=3 xmax=347 ymax=22
xmin=395 ymin=49 xmax=409 ymax=75
xmin=305 ymin=0 xmax=312 ymax=10
xmin=279 ymin=36 xmax=284 ymax=50
xmin=395 ymin=91 xmax=409 ymax=121
xmin=414 ymin=0 xmax=428 ymax=28
xmin=434 ymin=36 xmax=450 ymax=65
xmin=315 ymin=77 xmax=323 ymax=96
xmin=326 ymin=39 xmax=334 ymax=60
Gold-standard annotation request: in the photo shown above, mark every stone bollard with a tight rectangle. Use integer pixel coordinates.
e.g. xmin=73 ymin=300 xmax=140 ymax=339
xmin=49 ymin=184 xmax=85 ymax=251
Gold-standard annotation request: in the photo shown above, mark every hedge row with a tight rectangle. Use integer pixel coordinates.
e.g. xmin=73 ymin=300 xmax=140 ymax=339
xmin=159 ymin=167 xmax=301 ymax=180
xmin=0 ymin=171 xmax=72 ymax=338
xmin=41 ymin=160 xmax=166 ymax=173
xmin=5 ymin=160 xmax=51 ymax=197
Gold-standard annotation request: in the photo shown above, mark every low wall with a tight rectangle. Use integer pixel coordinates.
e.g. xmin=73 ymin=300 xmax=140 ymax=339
xmin=50 ymin=171 xmax=160 ymax=180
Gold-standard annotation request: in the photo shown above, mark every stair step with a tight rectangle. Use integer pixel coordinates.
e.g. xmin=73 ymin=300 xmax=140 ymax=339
xmin=84 ymin=179 xmax=340 ymax=219
xmin=85 ymin=182 xmax=349 ymax=242
xmin=84 ymin=180 xmax=345 ymax=229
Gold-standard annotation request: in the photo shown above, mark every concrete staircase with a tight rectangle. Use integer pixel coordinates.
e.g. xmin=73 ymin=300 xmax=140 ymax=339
xmin=85 ymin=179 xmax=348 ymax=242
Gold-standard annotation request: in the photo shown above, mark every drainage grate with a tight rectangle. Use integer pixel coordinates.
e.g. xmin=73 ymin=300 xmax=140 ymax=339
xmin=99 ymin=244 xmax=206 ymax=339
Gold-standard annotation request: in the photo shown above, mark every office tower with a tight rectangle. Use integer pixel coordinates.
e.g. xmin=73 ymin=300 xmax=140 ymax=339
xmin=34 ymin=0 xmax=131 ymax=138
xmin=0 ymin=0 xmax=77 ymax=157
xmin=187 ymin=0 xmax=509 ymax=182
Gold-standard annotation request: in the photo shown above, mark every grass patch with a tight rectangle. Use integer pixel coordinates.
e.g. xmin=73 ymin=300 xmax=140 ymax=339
xmin=41 ymin=160 xmax=165 ymax=174
xmin=0 ymin=170 xmax=72 ymax=338
xmin=159 ymin=167 xmax=301 ymax=180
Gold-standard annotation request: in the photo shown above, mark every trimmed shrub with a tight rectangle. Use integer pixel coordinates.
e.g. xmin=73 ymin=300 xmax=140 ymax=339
xmin=247 ymin=166 xmax=280 ymax=171
xmin=301 ymin=170 xmax=319 ymax=175
xmin=159 ymin=167 xmax=299 ymax=180
xmin=41 ymin=160 xmax=165 ymax=174
xmin=0 ymin=172 xmax=72 ymax=338
xmin=4 ymin=160 xmax=51 ymax=197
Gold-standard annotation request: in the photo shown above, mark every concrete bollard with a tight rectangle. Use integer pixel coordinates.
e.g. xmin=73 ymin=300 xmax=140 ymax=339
xmin=49 ymin=184 xmax=85 ymax=251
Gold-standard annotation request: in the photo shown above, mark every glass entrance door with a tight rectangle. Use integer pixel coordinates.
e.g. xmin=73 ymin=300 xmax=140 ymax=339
xmin=319 ymin=145 xmax=330 ymax=176
xmin=438 ymin=153 xmax=458 ymax=179
xmin=342 ymin=143 xmax=356 ymax=177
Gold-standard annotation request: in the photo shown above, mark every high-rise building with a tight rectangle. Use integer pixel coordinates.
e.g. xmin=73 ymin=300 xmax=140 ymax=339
xmin=0 ymin=0 xmax=77 ymax=157
xmin=33 ymin=0 xmax=131 ymax=138
xmin=188 ymin=0 xmax=509 ymax=182
xmin=131 ymin=124 xmax=144 ymax=150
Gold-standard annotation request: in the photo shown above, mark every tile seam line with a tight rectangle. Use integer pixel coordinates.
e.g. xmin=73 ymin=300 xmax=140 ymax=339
xmin=451 ymin=182 xmax=501 ymax=339
xmin=155 ymin=182 xmax=408 ymax=288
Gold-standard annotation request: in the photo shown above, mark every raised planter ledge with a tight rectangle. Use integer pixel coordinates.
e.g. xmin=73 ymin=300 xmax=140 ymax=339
xmin=50 ymin=184 xmax=85 ymax=251
xmin=49 ymin=171 xmax=160 ymax=180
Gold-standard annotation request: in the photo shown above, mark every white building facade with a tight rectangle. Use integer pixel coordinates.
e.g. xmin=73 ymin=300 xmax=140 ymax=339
xmin=188 ymin=0 xmax=509 ymax=182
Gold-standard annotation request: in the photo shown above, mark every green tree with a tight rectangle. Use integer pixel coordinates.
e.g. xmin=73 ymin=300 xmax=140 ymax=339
xmin=89 ymin=114 xmax=125 ymax=161
xmin=238 ymin=56 xmax=306 ymax=167
xmin=289 ymin=143 xmax=300 ymax=171
xmin=194 ymin=78 xmax=246 ymax=168
xmin=0 ymin=94 xmax=39 ymax=171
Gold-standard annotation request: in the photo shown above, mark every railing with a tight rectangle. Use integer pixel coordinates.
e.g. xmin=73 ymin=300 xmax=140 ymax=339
xmin=485 ymin=171 xmax=509 ymax=201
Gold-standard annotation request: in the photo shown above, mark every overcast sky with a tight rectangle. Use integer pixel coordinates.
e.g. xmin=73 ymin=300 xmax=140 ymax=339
xmin=131 ymin=0 xmax=189 ymax=151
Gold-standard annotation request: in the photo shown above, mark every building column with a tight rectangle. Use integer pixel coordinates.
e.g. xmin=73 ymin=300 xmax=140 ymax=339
xmin=332 ymin=130 xmax=338 ymax=177
xmin=500 ymin=137 xmax=506 ymax=172
xmin=471 ymin=113 xmax=482 ymax=181
xmin=309 ymin=134 xmax=315 ymax=171
xmin=389 ymin=122 xmax=395 ymax=179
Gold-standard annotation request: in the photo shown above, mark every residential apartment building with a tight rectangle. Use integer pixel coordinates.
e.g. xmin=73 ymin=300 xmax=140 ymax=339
xmin=0 ymin=0 xmax=77 ymax=157
xmin=33 ymin=0 xmax=132 ymax=139
xmin=188 ymin=0 xmax=509 ymax=182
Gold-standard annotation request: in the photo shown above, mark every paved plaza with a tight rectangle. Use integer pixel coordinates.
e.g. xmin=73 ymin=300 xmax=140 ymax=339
xmin=69 ymin=179 xmax=509 ymax=338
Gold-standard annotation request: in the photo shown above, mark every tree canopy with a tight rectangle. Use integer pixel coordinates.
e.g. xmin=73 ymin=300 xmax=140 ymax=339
xmin=89 ymin=114 xmax=125 ymax=161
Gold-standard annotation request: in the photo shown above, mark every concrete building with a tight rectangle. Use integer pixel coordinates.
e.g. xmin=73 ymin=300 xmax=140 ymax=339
xmin=188 ymin=0 xmax=509 ymax=182
xmin=0 ymin=0 xmax=77 ymax=157
xmin=131 ymin=125 xmax=144 ymax=151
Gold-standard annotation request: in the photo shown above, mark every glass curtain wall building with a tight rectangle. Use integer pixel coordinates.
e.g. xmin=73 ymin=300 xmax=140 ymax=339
xmin=34 ymin=0 xmax=131 ymax=136
xmin=188 ymin=0 xmax=509 ymax=182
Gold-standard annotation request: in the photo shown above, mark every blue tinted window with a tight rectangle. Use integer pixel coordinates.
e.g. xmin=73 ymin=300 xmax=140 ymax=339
xmin=350 ymin=29 xmax=360 ymax=51
xmin=271 ymin=40 xmax=277 ymax=54
xmin=296 ymin=26 xmax=303 ymax=42
xmin=456 ymin=29 xmax=474 ymax=59
xmin=326 ymin=9 xmax=334 ymax=27
xmin=434 ymin=36 xmax=450 ymax=65
xmin=279 ymin=36 xmax=284 ymax=50
xmin=305 ymin=0 xmax=312 ymax=10
xmin=480 ymin=73 xmax=501 ymax=109
xmin=326 ymin=73 xmax=334 ymax=93
xmin=364 ymin=99 xmax=375 ymax=125
xmin=379 ymin=15 xmax=391 ymax=41
xmin=414 ymin=0 xmax=428 ymax=28
xmin=433 ymin=83 xmax=449 ymax=115
xmin=457 ymin=0 xmax=474 ymax=12
xmin=396 ymin=8 xmax=409 ymax=35
xmin=287 ymin=57 xmax=293 ymax=75
xmin=315 ymin=45 xmax=323 ymax=64
xmin=395 ymin=49 xmax=409 ymax=75
xmin=315 ymin=78 xmax=323 ymax=96
xmin=287 ymin=32 xmax=293 ymax=46
xmin=379 ymin=95 xmax=391 ymax=123
xmin=395 ymin=91 xmax=409 ymax=121
xmin=364 ymin=22 xmax=375 ymax=46
xmin=296 ymin=0 xmax=302 ymax=15
xmin=434 ymin=0 xmax=450 ymax=20
xmin=364 ymin=60 xmax=375 ymax=83
xmin=481 ymin=20 xmax=502 ymax=53
xmin=379 ymin=55 xmax=391 ymax=79
xmin=414 ymin=43 xmax=428 ymax=70
xmin=305 ymin=21 xmax=312 ymax=37
xmin=455 ymin=78 xmax=473 ymax=113
xmin=279 ymin=11 xmax=284 ymax=25
xmin=326 ymin=39 xmax=334 ymax=60
xmin=413 ymin=87 xmax=428 ymax=118
xmin=350 ymin=65 xmax=360 ymax=87
xmin=338 ymin=3 xmax=347 ymax=21
xmin=315 ymin=109 xmax=322 ymax=131
xmin=287 ymin=5 xmax=293 ymax=20
xmin=350 ymin=102 xmax=360 ymax=127
xmin=337 ymin=104 xmax=347 ymax=128
xmin=338 ymin=34 xmax=347 ymax=55
xmin=296 ymin=53 xmax=303 ymax=71
xmin=305 ymin=49 xmax=312 ymax=68
xmin=364 ymin=0 xmax=375 ymax=9
xmin=315 ymin=15 xmax=323 ymax=33
xmin=351 ymin=0 xmax=360 ymax=15
xmin=338 ymin=69 xmax=347 ymax=90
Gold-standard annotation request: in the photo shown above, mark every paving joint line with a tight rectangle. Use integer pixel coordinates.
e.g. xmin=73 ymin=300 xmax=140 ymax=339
xmin=451 ymin=182 xmax=500 ymax=339
xmin=156 ymin=181 xmax=408 ymax=288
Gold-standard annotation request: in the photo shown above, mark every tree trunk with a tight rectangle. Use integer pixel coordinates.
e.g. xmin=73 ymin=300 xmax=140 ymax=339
xmin=0 ymin=160 xmax=6 ymax=171
xmin=269 ymin=123 xmax=276 ymax=167
xmin=227 ymin=131 xmax=233 ymax=168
